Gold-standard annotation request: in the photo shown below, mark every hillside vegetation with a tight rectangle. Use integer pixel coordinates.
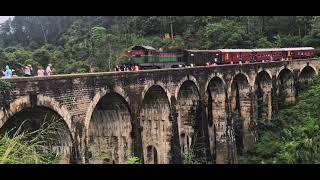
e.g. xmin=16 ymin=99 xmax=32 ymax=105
xmin=1 ymin=16 xmax=320 ymax=74
xmin=242 ymin=76 xmax=320 ymax=164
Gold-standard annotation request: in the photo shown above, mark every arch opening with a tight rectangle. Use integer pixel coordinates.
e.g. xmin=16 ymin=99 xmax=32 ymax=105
xmin=177 ymin=80 xmax=203 ymax=162
xmin=277 ymin=68 xmax=295 ymax=109
xmin=146 ymin=145 xmax=158 ymax=164
xmin=87 ymin=92 xmax=133 ymax=164
xmin=140 ymin=85 xmax=171 ymax=164
xmin=254 ymin=71 xmax=272 ymax=121
xmin=297 ymin=66 xmax=317 ymax=96
xmin=0 ymin=106 xmax=74 ymax=164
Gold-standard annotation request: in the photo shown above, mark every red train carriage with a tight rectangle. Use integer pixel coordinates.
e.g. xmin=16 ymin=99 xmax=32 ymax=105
xmin=282 ymin=47 xmax=315 ymax=60
xmin=252 ymin=48 xmax=285 ymax=62
xmin=217 ymin=49 xmax=254 ymax=64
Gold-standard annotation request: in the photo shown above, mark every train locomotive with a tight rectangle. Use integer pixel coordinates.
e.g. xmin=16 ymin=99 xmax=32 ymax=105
xmin=119 ymin=46 xmax=315 ymax=70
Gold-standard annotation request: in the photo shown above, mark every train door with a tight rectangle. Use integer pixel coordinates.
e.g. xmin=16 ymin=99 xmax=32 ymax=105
xmin=287 ymin=51 xmax=292 ymax=60
xmin=225 ymin=52 xmax=230 ymax=64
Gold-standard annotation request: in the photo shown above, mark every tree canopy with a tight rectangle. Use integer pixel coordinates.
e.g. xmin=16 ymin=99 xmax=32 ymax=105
xmin=0 ymin=16 xmax=320 ymax=74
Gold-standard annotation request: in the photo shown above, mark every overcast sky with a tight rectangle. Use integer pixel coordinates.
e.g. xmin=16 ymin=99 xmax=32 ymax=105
xmin=0 ymin=16 xmax=13 ymax=23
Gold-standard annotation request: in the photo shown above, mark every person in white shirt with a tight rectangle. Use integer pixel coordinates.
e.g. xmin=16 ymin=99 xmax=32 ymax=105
xmin=46 ymin=64 xmax=52 ymax=76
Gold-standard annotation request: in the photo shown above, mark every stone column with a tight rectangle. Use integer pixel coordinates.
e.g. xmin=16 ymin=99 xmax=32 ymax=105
xmin=211 ymin=93 xmax=228 ymax=164
xmin=240 ymin=92 xmax=254 ymax=153
xmin=266 ymin=90 xmax=272 ymax=121
xmin=285 ymin=78 xmax=296 ymax=105
xmin=72 ymin=114 xmax=87 ymax=164
xmin=169 ymin=96 xmax=182 ymax=164
xmin=130 ymin=105 xmax=144 ymax=163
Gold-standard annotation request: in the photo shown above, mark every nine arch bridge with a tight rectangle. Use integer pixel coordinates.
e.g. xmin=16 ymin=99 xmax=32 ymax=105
xmin=0 ymin=59 xmax=319 ymax=164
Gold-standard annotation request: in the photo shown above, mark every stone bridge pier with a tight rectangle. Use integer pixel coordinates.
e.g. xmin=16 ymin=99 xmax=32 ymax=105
xmin=0 ymin=59 xmax=319 ymax=164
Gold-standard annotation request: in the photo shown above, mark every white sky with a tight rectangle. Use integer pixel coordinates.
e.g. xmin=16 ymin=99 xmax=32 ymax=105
xmin=0 ymin=16 xmax=13 ymax=23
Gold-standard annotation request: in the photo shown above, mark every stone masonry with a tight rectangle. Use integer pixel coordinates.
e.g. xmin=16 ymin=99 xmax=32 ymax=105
xmin=0 ymin=59 xmax=319 ymax=164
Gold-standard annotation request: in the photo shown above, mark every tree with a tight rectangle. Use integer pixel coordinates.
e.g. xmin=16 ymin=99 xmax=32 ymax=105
xmin=256 ymin=37 xmax=274 ymax=48
xmin=32 ymin=48 xmax=51 ymax=67
xmin=203 ymin=20 xmax=249 ymax=49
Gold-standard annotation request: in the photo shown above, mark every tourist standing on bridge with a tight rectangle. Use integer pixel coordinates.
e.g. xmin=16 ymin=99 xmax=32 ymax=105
xmin=45 ymin=64 xmax=52 ymax=76
xmin=24 ymin=65 xmax=32 ymax=77
xmin=4 ymin=65 xmax=12 ymax=78
xmin=2 ymin=68 xmax=5 ymax=77
xmin=37 ymin=66 xmax=45 ymax=76
xmin=29 ymin=64 xmax=34 ymax=76
xmin=12 ymin=69 xmax=18 ymax=77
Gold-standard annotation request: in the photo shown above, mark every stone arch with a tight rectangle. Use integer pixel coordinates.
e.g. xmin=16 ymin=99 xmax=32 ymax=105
xmin=228 ymin=72 xmax=252 ymax=95
xmin=141 ymin=81 xmax=171 ymax=105
xmin=277 ymin=68 xmax=295 ymax=106
xmin=0 ymin=95 xmax=72 ymax=134
xmin=297 ymin=65 xmax=318 ymax=96
xmin=229 ymin=72 xmax=251 ymax=98
xmin=85 ymin=88 xmax=133 ymax=164
xmin=254 ymin=71 xmax=272 ymax=121
xmin=253 ymin=69 xmax=272 ymax=88
xmin=0 ymin=96 xmax=30 ymax=129
xmin=140 ymin=85 xmax=172 ymax=164
xmin=298 ymin=63 xmax=318 ymax=77
xmin=37 ymin=95 xmax=73 ymax=133
xmin=145 ymin=144 xmax=159 ymax=164
xmin=276 ymin=65 xmax=293 ymax=80
xmin=174 ymin=75 xmax=200 ymax=99
xmin=176 ymin=80 xmax=201 ymax=158
xmin=205 ymin=73 xmax=226 ymax=94
xmin=299 ymin=65 xmax=317 ymax=80
xmin=84 ymin=86 xmax=130 ymax=131
xmin=0 ymin=95 xmax=75 ymax=164
xmin=254 ymin=71 xmax=272 ymax=88
xmin=206 ymin=76 xmax=227 ymax=163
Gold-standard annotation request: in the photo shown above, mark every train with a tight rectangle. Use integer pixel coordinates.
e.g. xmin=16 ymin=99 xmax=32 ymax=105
xmin=118 ymin=46 xmax=315 ymax=70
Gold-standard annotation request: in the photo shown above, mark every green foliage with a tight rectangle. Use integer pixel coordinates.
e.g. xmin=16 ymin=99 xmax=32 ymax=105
xmin=182 ymin=150 xmax=202 ymax=164
xmin=256 ymin=37 xmax=275 ymax=48
xmin=63 ymin=60 xmax=89 ymax=74
xmin=204 ymin=20 xmax=249 ymax=49
xmin=24 ymin=59 xmax=39 ymax=68
xmin=0 ymin=117 xmax=65 ymax=164
xmin=0 ymin=16 xmax=320 ymax=74
xmin=0 ymin=80 xmax=12 ymax=92
xmin=32 ymin=48 xmax=51 ymax=67
xmin=244 ymin=76 xmax=320 ymax=164
xmin=126 ymin=156 xmax=141 ymax=164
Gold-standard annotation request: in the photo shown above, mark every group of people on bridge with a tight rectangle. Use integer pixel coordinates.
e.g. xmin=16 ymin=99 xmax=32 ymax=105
xmin=115 ymin=64 xmax=139 ymax=72
xmin=1 ymin=64 xmax=54 ymax=78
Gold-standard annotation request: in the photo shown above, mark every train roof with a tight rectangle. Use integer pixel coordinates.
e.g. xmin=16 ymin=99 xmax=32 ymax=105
xmin=131 ymin=45 xmax=156 ymax=51
xmin=185 ymin=49 xmax=219 ymax=52
xmin=252 ymin=48 xmax=284 ymax=52
xmin=217 ymin=49 xmax=253 ymax=52
xmin=282 ymin=47 xmax=314 ymax=51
